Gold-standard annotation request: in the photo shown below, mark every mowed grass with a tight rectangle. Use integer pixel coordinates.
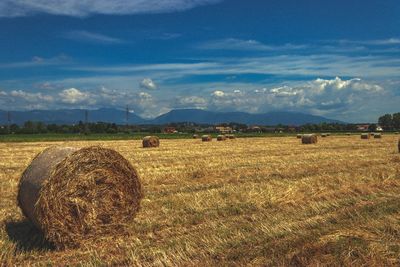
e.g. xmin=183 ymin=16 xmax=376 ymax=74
xmin=0 ymin=136 xmax=399 ymax=266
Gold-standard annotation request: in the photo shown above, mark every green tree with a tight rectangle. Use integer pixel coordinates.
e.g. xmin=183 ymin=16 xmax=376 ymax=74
xmin=378 ymin=114 xmax=393 ymax=130
xmin=392 ymin=113 xmax=400 ymax=130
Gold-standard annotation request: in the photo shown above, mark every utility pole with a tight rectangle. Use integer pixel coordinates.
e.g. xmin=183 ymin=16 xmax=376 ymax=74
xmin=84 ymin=109 xmax=89 ymax=135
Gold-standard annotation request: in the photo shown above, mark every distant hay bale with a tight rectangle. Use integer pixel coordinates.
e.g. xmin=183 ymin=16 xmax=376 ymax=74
xmin=321 ymin=133 xmax=328 ymax=137
xmin=374 ymin=133 xmax=382 ymax=139
xmin=302 ymin=134 xmax=318 ymax=144
xmin=142 ymin=136 xmax=160 ymax=148
xmin=361 ymin=133 xmax=370 ymax=139
xmin=17 ymin=146 xmax=143 ymax=249
xmin=326 ymin=133 xmax=331 ymax=136
xmin=296 ymin=134 xmax=302 ymax=139
xmin=192 ymin=134 xmax=199 ymax=139
xmin=394 ymin=132 xmax=399 ymax=135
xmin=226 ymin=134 xmax=236 ymax=139
xmin=202 ymin=135 xmax=212 ymax=142
xmin=370 ymin=132 xmax=375 ymax=136
xmin=398 ymin=139 xmax=400 ymax=153
xmin=346 ymin=133 xmax=351 ymax=136
xmin=217 ymin=135 xmax=227 ymax=141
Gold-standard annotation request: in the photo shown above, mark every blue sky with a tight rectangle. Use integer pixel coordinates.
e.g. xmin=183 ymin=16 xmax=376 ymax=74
xmin=0 ymin=0 xmax=399 ymax=122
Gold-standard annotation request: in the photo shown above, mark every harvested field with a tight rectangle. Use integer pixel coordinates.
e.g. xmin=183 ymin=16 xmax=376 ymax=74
xmin=1 ymin=136 xmax=400 ymax=266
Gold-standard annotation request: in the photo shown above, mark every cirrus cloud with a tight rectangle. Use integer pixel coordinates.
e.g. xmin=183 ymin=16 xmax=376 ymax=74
xmin=0 ymin=0 xmax=223 ymax=18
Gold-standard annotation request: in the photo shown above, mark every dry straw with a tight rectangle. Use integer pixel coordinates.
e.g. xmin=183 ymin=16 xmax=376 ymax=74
xmin=302 ymin=134 xmax=318 ymax=144
xmin=202 ymin=135 xmax=212 ymax=142
xmin=142 ymin=136 xmax=160 ymax=148
xmin=17 ymin=146 xmax=143 ymax=249
xmin=217 ymin=135 xmax=227 ymax=141
xmin=361 ymin=133 xmax=370 ymax=139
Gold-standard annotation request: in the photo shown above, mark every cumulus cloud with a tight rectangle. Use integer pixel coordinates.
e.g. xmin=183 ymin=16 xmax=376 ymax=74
xmin=0 ymin=0 xmax=222 ymax=17
xmin=140 ymin=78 xmax=157 ymax=90
xmin=175 ymin=96 xmax=207 ymax=109
xmin=59 ymin=88 xmax=89 ymax=104
xmin=212 ymin=90 xmax=225 ymax=97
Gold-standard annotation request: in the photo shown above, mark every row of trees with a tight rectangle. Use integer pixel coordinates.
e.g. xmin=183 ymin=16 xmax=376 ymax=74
xmin=378 ymin=113 xmax=400 ymax=130
xmin=0 ymin=120 xmax=378 ymax=135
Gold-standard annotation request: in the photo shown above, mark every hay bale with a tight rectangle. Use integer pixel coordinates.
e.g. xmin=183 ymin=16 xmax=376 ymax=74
xmin=296 ymin=134 xmax=302 ymax=139
xmin=321 ymin=133 xmax=328 ymax=137
xmin=217 ymin=135 xmax=227 ymax=141
xmin=374 ymin=133 xmax=382 ymax=139
xmin=326 ymin=133 xmax=331 ymax=136
xmin=398 ymin=139 xmax=400 ymax=153
xmin=142 ymin=136 xmax=159 ymax=148
xmin=192 ymin=134 xmax=199 ymax=139
xmin=226 ymin=134 xmax=236 ymax=139
xmin=17 ymin=146 xmax=143 ymax=249
xmin=346 ymin=133 xmax=351 ymax=136
xmin=361 ymin=133 xmax=370 ymax=139
xmin=395 ymin=132 xmax=399 ymax=135
xmin=302 ymin=134 xmax=318 ymax=144
xmin=370 ymin=132 xmax=375 ymax=136
xmin=202 ymin=135 xmax=212 ymax=142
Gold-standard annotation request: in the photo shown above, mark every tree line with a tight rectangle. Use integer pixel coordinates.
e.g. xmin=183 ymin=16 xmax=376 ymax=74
xmin=378 ymin=113 xmax=400 ymax=130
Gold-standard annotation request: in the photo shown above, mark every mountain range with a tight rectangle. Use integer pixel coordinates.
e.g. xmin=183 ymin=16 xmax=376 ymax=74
xmin=0 ymin=108 xmax=343 ymax=126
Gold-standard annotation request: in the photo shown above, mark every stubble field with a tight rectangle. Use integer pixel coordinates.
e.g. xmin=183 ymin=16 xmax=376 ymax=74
xmin=0 ymin=136 xmax=399 ymax=266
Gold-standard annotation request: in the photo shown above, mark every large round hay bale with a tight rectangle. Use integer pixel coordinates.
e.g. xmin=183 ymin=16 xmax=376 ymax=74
xmin=217 ymin=135 xmax=227 ymax=141
xmin=202 ymin=135 xmax=212 ymax=142
xmin=142 ymin=136 xmax=159 ymax=148
xmin=374 ymin=133 xmax=382 ymax=139
xmin=302 ymin=134 xmax=317 ymax=144
xmin=192 ymin=134 xmax=199 ymax=139
xmin=296 ymin=134 xmax=302 ymax=139
xmin=361 ymin=133 xmax=370 ymax=139
xmin=346 ymin=133 xmax=351 ymax=136
xmin=321 ymin=133 xmax=328 ymax=137
xmin=226 ymin=134 xmax=236 ymax=139
xmin=17 ymin=146 xmax=143 ymax=249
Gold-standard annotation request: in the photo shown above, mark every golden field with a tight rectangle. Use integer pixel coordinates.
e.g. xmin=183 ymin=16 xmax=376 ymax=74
xmin=0 ymin=136 xmax=399 ymax=266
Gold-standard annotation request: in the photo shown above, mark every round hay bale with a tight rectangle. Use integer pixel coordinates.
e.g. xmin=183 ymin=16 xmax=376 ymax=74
xmin=346 ymin=133 xmax=351 ymax=136
xmin=361 ymin=133 xmax=370 ymax=139
xmin=142 ymin=136 xmax=159 ymax=148
xmin=394 ymin=132 xmax=399 ymax=135
xmin=321 ymin=133 xmax=328 ymax=137
xmin=226 ymin=134 xmax=236 ymax=139
xmin=217 ymin=135 xmax=227 ymax=141
xmin=374 ymin=133 xmax=382 ymax=139
xmin=202 ymin=135 xmax=212 ymax=142
xmin=17 ymin=146 xmax=143 ymax=249
xmin=302 ymin=134 xmax=318 ymax=144
xmin=192 ymin=134 xmax=199 ymax=139
xmin=296 ymin=134 xmax=302 ymax=139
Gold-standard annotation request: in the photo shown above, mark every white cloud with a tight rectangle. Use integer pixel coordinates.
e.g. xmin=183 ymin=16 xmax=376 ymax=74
xmin=59 ymin=88 xmax=89 ymax=104
xmin=212 ymin=90 xmax=225 ymax=97
xmin=0 ymin=0 xmax=222 ymax=17
xmin=140 ymin=78 xmax=157 ymax=90
xmin=198 ymin=38 xmax=307 ymax=51
xmin=175 ymin=96 xmax=207 ymax=108
xmin=10 ymin=90 xmax=54 ymax=102
xmin=63 ymin=30 xmax=124 ymax=44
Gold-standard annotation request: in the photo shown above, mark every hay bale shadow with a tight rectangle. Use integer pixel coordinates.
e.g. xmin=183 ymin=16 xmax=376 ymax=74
xmin=5 ymin=220 xmax=54 ymax=252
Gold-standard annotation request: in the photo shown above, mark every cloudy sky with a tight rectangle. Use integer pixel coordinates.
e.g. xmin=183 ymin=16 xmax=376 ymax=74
xmin=0 ymin=0 xmax=399 ymax=122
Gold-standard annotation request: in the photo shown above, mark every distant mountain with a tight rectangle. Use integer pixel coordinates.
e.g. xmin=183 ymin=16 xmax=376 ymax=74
xmin=0 ymin=108 xmax=145 ymax=125
xmin=0 ymin=108 xmax=343 ymax=125
xmin=149 ymin=109 xmax=343 ymax=125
